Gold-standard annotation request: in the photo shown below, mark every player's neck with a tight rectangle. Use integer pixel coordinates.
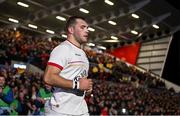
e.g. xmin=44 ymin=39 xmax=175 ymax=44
xmin=67 ymin=36 xmax=81 ymax=48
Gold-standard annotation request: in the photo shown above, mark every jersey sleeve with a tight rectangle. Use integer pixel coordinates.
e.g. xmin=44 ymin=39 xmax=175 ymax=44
xmin=48 ymin=44 xmax=70 ymax=70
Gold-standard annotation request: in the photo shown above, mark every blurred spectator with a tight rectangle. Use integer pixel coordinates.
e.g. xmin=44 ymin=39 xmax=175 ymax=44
xmin=0 ymin=72 xmax=14 ymax=115
xmin=36 ymin=83 xmax=52 ymax=115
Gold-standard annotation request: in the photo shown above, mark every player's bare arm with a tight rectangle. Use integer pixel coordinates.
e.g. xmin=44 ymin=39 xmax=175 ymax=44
xmin=44 ymin=65 xmax=93 ymax=91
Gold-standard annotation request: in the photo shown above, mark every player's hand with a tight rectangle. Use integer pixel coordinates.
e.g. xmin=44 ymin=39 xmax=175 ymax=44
xmin=86 ymin=87 xmax=93 ymax=95
xmin=79 ymin=78 xmax=93 ymax=91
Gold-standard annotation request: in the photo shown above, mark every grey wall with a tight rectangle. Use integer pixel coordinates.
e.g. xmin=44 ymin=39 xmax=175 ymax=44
xmin=136 ymin=36 xmax=171 ymax=76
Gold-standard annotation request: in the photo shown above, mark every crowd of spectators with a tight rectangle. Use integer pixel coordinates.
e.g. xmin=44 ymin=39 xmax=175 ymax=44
xmin=0 ymin=64 xmax=52 ymax=115
xmin=0 ymin=28 xmax=179 ymax=115
xmin=87 ymin=50 xmax=166 ymax=89
xmin=0 ymin=28 xmax=59 ymax=69
xmin=86 ymin=80 xmax=180 ymax=115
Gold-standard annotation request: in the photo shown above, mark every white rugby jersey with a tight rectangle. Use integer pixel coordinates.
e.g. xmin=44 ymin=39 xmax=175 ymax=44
xmin=47 ymin=40 xmax=89 ymax=115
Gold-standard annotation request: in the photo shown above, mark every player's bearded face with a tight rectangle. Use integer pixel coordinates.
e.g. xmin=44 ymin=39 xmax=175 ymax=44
xmin=73 ymin=19 xmax=89 ymax=44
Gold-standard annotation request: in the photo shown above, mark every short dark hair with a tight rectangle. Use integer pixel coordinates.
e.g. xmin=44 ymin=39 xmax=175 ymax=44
xmin=65 ymin=16 xmax=86 ymax=32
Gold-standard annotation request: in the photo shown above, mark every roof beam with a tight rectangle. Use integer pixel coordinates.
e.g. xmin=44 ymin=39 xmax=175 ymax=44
xmin=25 ymin=0 xmax=48 ymax=9
xmin=89 ymin=0 xmax=150 ymax=42
xmin=89 ymin=0 xmax=150 ymax=25
xmin=0 ymin=17 xmax=61 ymax=38
xmin=122 ymin=0 xmax=172 ymax=29
xmin=26 ymin=0 xmax=150 ymax=43
xmin=28 ymin=0 xmax=96 ymax=22
xmin=106 ymin=13 xmax=170 ymax=41
xmin=89 ymin=32 xmax=130 ymax=43
xmin=113 ymin=12 xmax=171 ymax=35
xmin=0 ymin=18 xmax=11 ymax=24
xmin=92 ymin=1 xmax=172 ymax=43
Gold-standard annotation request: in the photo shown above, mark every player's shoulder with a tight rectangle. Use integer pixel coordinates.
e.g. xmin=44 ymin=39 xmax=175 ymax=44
xmin=53 ymin=40 xmax=72 ymax=52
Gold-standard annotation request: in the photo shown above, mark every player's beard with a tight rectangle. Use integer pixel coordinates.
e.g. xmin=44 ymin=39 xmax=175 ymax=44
xmin=75 ymin=35 xmax=88 ymax=44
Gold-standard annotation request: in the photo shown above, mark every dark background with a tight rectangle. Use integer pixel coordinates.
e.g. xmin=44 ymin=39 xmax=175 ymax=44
xmin=162 ymin=30 xmax=180 ymax=85
xmin=162 ymin=0 xmax=180 ymax=85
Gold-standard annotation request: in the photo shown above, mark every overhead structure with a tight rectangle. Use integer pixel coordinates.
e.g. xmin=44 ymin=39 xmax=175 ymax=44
xmin=0 ymin=0 xmax=180 ymax=48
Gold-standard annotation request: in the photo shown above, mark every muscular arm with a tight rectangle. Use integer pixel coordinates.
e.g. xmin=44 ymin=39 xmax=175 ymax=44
xmin=43 ymin=65 xmax=73 ymax=89
xmin=43 ymin=65 xmax=93 ymax=91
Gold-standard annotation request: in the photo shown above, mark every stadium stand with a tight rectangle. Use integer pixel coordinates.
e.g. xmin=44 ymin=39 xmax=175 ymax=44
xmin=0 ymin=29 xmax=180 ymax=115
xmin=1 ymin=0 xmax=180 ymax=115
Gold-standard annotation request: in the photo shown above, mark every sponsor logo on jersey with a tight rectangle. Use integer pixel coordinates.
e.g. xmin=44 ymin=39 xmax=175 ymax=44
xmin=75 ymin=53 xmax=81 ymax=56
